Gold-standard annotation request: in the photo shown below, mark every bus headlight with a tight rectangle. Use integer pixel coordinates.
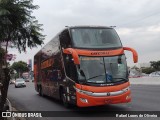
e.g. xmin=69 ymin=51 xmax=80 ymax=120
xmin=123 ymin=86 xmax=130 ymax=92
xmin=75 ymin=87 xmax=93 ymax=96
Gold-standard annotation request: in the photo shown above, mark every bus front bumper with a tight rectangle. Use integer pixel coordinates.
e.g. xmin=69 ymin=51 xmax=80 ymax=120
xmin=76 ymin=90 xmax=131 ymax=107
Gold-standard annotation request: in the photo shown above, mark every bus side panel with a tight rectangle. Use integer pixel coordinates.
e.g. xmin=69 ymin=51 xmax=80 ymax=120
xmin=34 ymin=52 xmax=42 ymax=92
xmin=34 ymin=64 xmax=38 ymax=92
xmin=49 ymin=51 xmax=64 ymax=99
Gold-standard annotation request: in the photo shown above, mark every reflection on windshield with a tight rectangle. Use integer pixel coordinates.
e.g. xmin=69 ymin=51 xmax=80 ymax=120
xmin=78 ymin=55 xmax=127 ymax=83
xmin=79 ymin=57 xmax=105 ymax=83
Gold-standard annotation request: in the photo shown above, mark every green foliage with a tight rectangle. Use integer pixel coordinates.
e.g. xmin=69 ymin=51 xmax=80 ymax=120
xmin=11 ymin=61 xmax=29 ymax=74
xmin=141 ymin=67 xmax=155 ymax=74
xmin=141 ymin=60 xmax=160 ymax=74
xmin=0 ymin=0 xmax=45 ymax=52
xmin=150 ymin=61 xmax=160 ymax=70
xmin=0 ymin=0 xmax=45 ymax=112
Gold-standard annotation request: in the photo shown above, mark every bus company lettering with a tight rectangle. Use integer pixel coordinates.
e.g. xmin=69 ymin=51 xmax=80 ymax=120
xmin=41 ymin=58 xmax=54 ymax=69
xmin=91 ymin=51 xmax=111 ymax=56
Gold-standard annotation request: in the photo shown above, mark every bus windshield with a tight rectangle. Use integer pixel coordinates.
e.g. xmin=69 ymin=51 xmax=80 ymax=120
xmin=71 ymin=28 xmax=122 ymax=49
xmin=78 ymin=55 xmax=127 ymax=84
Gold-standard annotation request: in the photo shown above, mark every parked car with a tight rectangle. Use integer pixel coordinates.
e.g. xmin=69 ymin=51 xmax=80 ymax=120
xmin=149 ymin=72 xmax=160 ymax=77
xmin=15 ymin=78 xmax=26 ymax=88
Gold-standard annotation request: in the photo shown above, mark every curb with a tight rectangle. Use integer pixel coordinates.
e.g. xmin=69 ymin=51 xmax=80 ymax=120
xmin=6 ymin=98 xmax=16 ymax=120
xmin=6 ymin=98 xmax=26 ymax=120
xmin=6 ymin=98 xmax=12 ymax=112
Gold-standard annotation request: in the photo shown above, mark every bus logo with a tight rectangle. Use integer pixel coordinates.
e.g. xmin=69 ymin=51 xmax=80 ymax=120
xmin=91 ymin=52 xmax=110 ymax=55
xmin=107 ymin=92 xmax=110 ymax=96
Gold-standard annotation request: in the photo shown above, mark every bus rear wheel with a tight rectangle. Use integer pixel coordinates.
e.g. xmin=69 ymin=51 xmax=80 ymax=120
xmin=39 ymin=86 xmax=44 ymax=97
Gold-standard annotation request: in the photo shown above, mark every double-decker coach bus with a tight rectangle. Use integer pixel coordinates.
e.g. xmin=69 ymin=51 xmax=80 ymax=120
xmin=34 ymin=26 xmax=138 ymax=107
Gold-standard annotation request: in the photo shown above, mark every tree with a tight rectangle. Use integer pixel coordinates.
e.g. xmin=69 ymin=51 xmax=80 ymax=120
xmin=0 ymin=0 xmax=44 ymax=51
xmin=141 ymin=67 xmax=155 ymax=74
xmin=150 ymin=61 xmax=160 ymax=70
xmin=0 ymin=47 xmax=5 ymax=84
xmin=0 ymin=0 xmax=45 ymax=113
xmin=11 ymin=61 xmax=29 ymax=77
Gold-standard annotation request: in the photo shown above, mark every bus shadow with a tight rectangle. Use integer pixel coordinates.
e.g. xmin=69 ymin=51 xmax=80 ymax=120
xmin=69 ymin=104 xmax=130 ymax=117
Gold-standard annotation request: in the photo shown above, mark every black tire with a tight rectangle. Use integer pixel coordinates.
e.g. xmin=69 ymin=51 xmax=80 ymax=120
xmin=61 ymin=89 xmax=70 ymax=108
xmin=39 ymin=86 xmax=44 ymax=97
xmin=39 ymin=87 xmax=42 ymax=96
xmin=15 ymin=86 xmax=17 ymax=88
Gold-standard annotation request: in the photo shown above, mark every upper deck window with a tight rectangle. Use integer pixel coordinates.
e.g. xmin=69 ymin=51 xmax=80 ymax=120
xmin=71 ymin=28 xmax=122 ymax=49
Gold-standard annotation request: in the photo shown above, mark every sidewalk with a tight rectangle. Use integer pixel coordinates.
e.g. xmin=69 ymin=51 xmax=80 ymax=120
xmin=0 ymin=91 xmax=26 ymax=120
xmin=7 ymin=106 xmax=26 ymax=120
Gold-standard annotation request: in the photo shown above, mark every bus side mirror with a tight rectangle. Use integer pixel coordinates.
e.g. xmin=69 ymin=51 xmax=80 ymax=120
xmin=118 ymin=56 xmax=122 ymax=64
xmin=123 ymin=47 xmax=138 ymax=63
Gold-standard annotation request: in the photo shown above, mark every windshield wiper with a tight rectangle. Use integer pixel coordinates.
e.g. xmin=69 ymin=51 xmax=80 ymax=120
xmin=112 ymin=78 xmax=128 ymax=82
xmin=87 ymin=74 xmax=105 ymax=80
xmin=113 ymin=78 xmax=127 ymax=80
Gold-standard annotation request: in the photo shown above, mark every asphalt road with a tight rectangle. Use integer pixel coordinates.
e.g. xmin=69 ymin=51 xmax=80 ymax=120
xmin=8 ymin=78 xmax=160 ymax=120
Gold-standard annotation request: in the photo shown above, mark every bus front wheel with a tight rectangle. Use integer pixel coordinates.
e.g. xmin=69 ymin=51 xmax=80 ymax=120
xmin=61 ymin=90 xmax=70 ymax=108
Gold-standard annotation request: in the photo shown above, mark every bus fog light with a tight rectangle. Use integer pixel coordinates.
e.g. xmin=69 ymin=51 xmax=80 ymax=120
xmin=126 ymin=95 xmax=131 ymax=100
xmin=80 ymin=98 xmax=88 ymax=103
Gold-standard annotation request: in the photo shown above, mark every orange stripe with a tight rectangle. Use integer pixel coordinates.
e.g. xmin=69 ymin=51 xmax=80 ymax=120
xmin=63 ymin=48 xmax=124 ymax=64
xmin=63 ymin=47 xmax=138 ymax=64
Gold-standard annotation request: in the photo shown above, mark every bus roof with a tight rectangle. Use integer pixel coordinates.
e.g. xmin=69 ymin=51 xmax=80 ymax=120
xmin=66 ymin=25 xmax=113 ymax=29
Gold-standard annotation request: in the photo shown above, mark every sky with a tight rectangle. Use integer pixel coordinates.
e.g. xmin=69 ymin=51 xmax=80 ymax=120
xmin=9 ymin=0 xmax=160 ymax=67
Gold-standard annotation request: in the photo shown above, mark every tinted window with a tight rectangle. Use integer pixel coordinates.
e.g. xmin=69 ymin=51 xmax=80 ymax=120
xmin=71 ymin=28 xmax=122 ymax=49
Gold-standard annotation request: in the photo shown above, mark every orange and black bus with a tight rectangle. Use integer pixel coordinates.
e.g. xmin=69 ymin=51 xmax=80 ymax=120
xmin=34 ymin=26 xmax=138 ymax=107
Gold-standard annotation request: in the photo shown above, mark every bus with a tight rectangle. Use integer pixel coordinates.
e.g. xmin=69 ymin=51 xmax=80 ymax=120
xmin=34 ymin=26 xmax=138 ymax=107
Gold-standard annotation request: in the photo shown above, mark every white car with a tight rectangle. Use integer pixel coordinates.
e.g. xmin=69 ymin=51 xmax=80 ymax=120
xmin=15 ymin=78 xmax=26 ymax=88
xmin=149 ymin=72 xmax=160 ymax=77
